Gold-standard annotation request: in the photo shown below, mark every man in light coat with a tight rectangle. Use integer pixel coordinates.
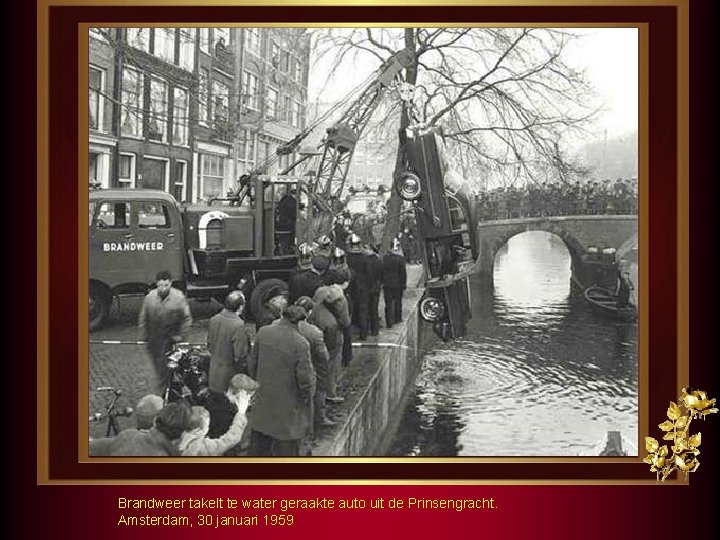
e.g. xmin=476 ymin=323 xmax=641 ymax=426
xmin=248 ymin=306 xmax=316 ymax=456
xmin=138 ymin=270 xmax=193 ymax=395
xmin=207 ymin=291 xmax=251 ymax=393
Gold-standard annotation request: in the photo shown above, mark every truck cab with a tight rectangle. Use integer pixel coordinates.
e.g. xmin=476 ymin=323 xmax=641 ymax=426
xmin=88 ymin=180 xmax=304 ymax=331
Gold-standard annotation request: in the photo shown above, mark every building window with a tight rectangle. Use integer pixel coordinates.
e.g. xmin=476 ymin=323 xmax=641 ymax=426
xmin=126 ymin=28 xmax=149 ymax=52
xmin=172 ymin=160 xmax=187 ymax=202
xmin=291 ymin=100 xmax=301 ymax=128
xmin=118 ymin=153 xmax=136 ymax=188
xmin=245 ymin=27 xmax=260 ymax=53
xmin=243 ymin=71 xmax=259 ymax=110
xmin=294 ymin=57 xmax=303 ymax=83
xmin=266 ymin=87 xmax=278 ymax=120
xmin=148 ymin=78 xmax=168 ymax=142
xmin=270 ymin=42 xmax=280 ymax=67
xmin=143 ymin=156 xmax=168 ymax=191
xmin=153 ymin=28 xmax=175 ymax=63
xmin=201 ymin=154 xmax=225 ymax=199
xmin=212 ymin=80 xmax=229 ymax=124
xmin=200 ymin=28 xmax=210 ymax=54
xmin=89 ymin=65 xmax=104 ymax=131
xmin=172 ymin=87 xmax=188 ymax=145
xmin=214 ymin=28 xmax=229 ymax=55
xmin=247 ymin=135 xmax=256 ymax=168
xmin=198 ymin=69 xmax=209 ymax=126
xmin=121 ymin=66 xmax=143 ymax=138
xmin=283 ymin=96 xmax=292 ymax=124
xmin=280 ymin=51 xmax=290 ymax=73
xmin=89 ymin=153 xmax=99 ymax=186
xmin=179 ymin=28 xmax=195 ymax=71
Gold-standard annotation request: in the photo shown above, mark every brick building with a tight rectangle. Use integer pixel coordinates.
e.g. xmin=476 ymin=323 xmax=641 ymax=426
xmin=88 ymin=27 xmax=311 ymax=203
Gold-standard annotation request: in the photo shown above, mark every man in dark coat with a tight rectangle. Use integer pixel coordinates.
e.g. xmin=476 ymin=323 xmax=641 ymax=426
xmin=382 ymin=240 xmax=407 ymax=328
xmin=294 ymin=296 xmax=334 ymax=429
xmin=248 ymin=306 xmax=316 ymax=456
xmin=207 ymin=291 xmax=251 ymax=393
xmin=138 ymin=270 xmax=193 ymax=395
xmin=346 ymin=234 xmax=370 ymax=340
xmin=365 ymin=244 xmax=384 ymax=336
xmin=289 ymin=254 xmax=327 ymax=303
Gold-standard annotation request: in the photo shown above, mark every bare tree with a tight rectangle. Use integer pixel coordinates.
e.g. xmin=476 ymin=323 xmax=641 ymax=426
xmin=311 ymin=27 xmax=599 ymax=249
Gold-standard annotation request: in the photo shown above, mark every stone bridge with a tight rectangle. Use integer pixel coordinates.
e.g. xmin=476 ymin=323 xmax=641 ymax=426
xmin=474 ymin=215 xmax=638 ymax=282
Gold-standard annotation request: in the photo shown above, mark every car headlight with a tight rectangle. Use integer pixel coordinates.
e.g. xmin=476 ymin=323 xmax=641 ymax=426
xmin=397 ymin=172 xmax=422 ymax=201
xmin=420 ymin=295 xmax=445 ymax=322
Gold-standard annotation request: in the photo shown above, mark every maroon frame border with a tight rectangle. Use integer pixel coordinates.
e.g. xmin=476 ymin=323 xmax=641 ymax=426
xmin=44 ymin=3 xmax=679 ymax=482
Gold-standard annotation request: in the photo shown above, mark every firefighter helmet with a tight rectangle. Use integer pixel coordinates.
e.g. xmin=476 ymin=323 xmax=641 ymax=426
xmin=316 ymin=235 xmax=333 ymax=251
xmin=332 ymin=247 xmax=346 ymax=266
xmin=297 ymin=243 xmax=314 ymax=268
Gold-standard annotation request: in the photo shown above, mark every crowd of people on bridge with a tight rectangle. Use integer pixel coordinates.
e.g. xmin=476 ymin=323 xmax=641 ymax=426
xmin=90 ymin=233 xmax=409 ymax=458
xmin=475 ymin=177 xmax=638 ymax=221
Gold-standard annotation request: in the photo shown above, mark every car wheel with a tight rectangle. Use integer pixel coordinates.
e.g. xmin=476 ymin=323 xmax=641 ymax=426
xmin=89 ymin=284 xmax=110 ymax=332
xmin=249 ymin=278 xmax=288 ymax=322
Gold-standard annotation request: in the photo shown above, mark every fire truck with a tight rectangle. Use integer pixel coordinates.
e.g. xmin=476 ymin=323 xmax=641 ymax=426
xmin=88 ymin=48 xmax=413 ymax=331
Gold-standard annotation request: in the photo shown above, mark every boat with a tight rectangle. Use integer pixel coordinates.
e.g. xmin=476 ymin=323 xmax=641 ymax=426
xmin=584 ymin=285 xmax=637 ymax=322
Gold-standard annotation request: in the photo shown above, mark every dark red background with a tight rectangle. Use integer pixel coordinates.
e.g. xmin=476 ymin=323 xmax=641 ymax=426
xmin=19 ymin=1 xmax=717 ymax=537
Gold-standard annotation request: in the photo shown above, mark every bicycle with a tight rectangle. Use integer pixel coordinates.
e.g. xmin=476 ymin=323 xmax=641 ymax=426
xmin=89 ymin=386 xmax=134 ymax=437
xmin=162 ymin=343 xmax=211 ymax=406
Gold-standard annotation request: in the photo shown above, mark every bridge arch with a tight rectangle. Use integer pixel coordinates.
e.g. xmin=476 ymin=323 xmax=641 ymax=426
xmin=474 ymin=216 xmax=638 ymax=282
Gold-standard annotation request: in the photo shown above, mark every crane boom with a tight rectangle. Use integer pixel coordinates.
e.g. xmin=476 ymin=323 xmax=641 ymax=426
xmin=302 ymin=47 xmax=414 ymax=242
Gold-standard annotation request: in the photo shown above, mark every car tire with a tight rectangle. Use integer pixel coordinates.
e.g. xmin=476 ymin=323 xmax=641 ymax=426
xmin=249 ymin=278 xmax=288 ymax=322
xmin=89 ymin=283 xmax=110 ymax=332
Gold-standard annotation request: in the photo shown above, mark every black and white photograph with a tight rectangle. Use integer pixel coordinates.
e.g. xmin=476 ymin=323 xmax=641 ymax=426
xmin=87 ymin=26 xmax=639 ymax=458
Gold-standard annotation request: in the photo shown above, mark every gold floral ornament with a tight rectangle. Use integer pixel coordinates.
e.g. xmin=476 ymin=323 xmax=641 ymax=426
xmin=644 ymin=388 xmax=716 ymax=481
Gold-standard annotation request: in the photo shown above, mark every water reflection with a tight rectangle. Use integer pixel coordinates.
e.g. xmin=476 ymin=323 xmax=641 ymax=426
xmin=389 ymin=231 xmax=638 ymax=457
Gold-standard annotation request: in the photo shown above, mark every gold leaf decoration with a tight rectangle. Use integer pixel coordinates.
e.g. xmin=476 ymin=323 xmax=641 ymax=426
xmin=645 ymin=388 xmax=716 ymax=482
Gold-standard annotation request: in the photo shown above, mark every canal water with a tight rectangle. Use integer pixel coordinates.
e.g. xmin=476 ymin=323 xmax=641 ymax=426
xmin=389 ymin=231 xmax=638 ymax=457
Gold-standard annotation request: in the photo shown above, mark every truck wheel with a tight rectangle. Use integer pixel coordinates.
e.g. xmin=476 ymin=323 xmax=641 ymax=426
xmin=249 ymin=278 xmax=288 ymax=322
xmin=89 ymin=283 xmax=110 ymax=332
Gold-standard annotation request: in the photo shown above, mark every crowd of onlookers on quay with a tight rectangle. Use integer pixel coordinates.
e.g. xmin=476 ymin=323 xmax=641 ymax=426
xmin=475 ymin=177 xmax=638 ymax=221
xmin=90 ymin=233 xmax=409 ymax=458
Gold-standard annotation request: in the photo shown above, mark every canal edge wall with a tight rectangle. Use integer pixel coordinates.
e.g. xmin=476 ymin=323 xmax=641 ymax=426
xmin=313 ymin=278 xmax=435 ymax=456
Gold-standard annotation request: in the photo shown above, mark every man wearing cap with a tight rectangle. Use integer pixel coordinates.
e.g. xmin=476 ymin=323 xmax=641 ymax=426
xmin=294 ymin=296 xmax=334 ymax=428
xmin=248 ymin=306 xmax=316 ymax=456
xmin=313 ymin=271 xmax=351 ymax=401
xmin=207 ymin=290 xmax=251 ymax=393
xmin=138 ymin=270 xmax=193 ymax=395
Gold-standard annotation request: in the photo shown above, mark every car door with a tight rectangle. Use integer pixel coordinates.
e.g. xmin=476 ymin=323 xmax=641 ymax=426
xmin=133 ymin=199 xmax=184 ymax=284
